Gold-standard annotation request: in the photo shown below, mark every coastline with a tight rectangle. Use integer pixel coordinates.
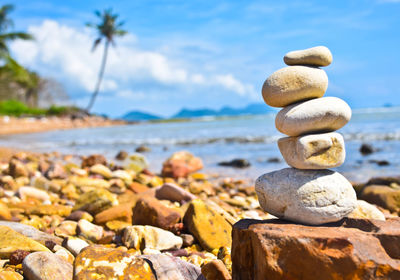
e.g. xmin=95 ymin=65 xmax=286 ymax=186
xmin=0 ymin=116 xmax=127 ymax=136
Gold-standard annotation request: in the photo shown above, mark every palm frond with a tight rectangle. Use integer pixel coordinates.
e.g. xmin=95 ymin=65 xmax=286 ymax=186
xmin=91 ymin=38 xmax=102 ymax=52
xmin=0 ymin=32 xmax=34 ymax=41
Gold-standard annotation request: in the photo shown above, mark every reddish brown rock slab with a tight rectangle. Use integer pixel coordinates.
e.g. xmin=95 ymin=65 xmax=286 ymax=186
xmin=132 ymin=196 xmax=181 ymax=231
xmin=232 ymin=218 xmax=400 ymax=280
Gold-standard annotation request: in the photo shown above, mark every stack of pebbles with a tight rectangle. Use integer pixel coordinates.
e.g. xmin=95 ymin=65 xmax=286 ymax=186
xmin=256 ymin=46 xmax=357 ymax=225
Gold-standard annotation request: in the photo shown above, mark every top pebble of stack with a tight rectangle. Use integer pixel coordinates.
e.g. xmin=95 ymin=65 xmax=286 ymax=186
xmin=262 ymin=46 xmax=332 ymax=108
xmin=284 ymin=46 xmax=333 ymax=67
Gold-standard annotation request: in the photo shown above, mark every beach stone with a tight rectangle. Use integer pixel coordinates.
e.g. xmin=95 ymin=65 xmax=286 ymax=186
xmin=52 ymin=244 xmax=73 ymax=261
xmin=81 ymin=154 xmax=106 ymax=168
xmin=65 ymin=211 xmax=93 ymax=222
xmin=73 ymin=188 xmax=117 ymax=215
xmin=201 ymin=259 xmax=231 ymax=280
xmin=348 ymin=200 xmax=386 ymax=221
xmin=123 ymin=225 xmax=183 ymax=251
xmin=183 ymin=199 xmax=232 ymax=251
xmin=231 ymin=218 xmax=400 ymax=280
xmin=18 ymin=187 xmax=50 ymax=202
xmin=124 ymin=154 xmax=148 ymax=173
xmin=139 ymin=254 xmax=204 ymax=280
xmin=181 ymin=233 xmax=195 ymax=247
xmin=9 ymin=249 xmax=30 ymax=265
xmin=8 ymin=159 xmax=29 ymax=178
xmin=218 ymin=159 xmax=251 ymax=168
xmin=89 ymin=164 xmax=113 ymax=179
xmin=275 ymin=97 xmax=352 ymax=136
xmin=69 ymin=176 xmax=110 ymax=189
xmin=360 ymin=184 xmax=400 ymax=213
xmin=128 ymin=182 xmax=149 ymax=193
xmin=63 ymin=237 xmax=89 ymax=256
xmin=77 ymin=219 xmax=103 ymax=242
xmin=44 ymin=163 xmax=67 ymax=179
xmin=0 ymin=271 xmax=23 ymax=280
xmin=278 ymin=132 xmax=345 ymax=169
xmin=132 ymin=196 xmax=181 ymax=231
xmin=115 ymin=150 xmax=128 ymax=160
xmin=0 ymin=221 xmax=62 ymax=245
xmin=284 ymin=46 xmax=332 ymax=66
xmin=162 ymin=151 xmax=203 ymax=178
xmin=255 ymin=168 xmax=357 ymax=225
xmin=22 ymin=251 xmax=73 ymax=280
xmin=0 ymin=202 xmax=11 ymax=221
xmin=155 ymin=183 xmax=196 ymax=203
xmin=360 ymin=143 xmax=375 ymax=155
xmin=54 ymin=221 xmax=77 ymax=238
xmin=94 ymin=204 xmax=132 ymax=224
xmin=0 ymin=225 xmax=49 ymax=258
xmin=21 ymin=204 xmax=72 ymax=217
xmin=262 ymin=66 xmax=328 ymax=107
xmin=74 ymin=245 xmax=155 ymax=280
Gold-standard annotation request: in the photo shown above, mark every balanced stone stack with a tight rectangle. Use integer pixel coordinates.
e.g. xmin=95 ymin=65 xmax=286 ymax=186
xmin=256 ymin=46 xmax=357 ymax=225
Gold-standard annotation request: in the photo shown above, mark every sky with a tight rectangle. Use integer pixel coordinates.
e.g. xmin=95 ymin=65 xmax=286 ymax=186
xmin=6 ymin=0 xmax=400 ymax=117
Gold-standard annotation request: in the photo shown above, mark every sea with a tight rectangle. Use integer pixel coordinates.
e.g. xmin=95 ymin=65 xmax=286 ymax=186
xmin=1 ymin=107 xmax=400 ymax=183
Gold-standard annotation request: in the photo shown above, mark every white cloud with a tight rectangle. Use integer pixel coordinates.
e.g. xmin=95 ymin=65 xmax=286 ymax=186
xmin=10 ymin=20 xmax=255 ymax=102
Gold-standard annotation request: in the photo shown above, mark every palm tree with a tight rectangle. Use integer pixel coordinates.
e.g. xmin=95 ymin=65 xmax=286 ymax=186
xmin=0 ymin=4 xmax=33 ymax=57
xmin=86 ymin=8 xmax=127 ymax=112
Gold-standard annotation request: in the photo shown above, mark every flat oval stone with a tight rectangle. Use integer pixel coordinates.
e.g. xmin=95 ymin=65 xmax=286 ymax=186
xmin=284 ymin=46 xmax=333 ymax=66
xmin=262 ymin=66 xmax=328 ymax=107
xmin=278 ymin=132 xmax=345 ymax=169
xmin=255 ymin=168 xmax=357 ymax=225
xmin=275 ymin=97 xmax=351 ymax=136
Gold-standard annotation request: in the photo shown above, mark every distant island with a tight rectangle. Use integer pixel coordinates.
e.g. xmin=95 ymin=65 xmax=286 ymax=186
xmin=122 ymin=103 xmax=275 ymax=121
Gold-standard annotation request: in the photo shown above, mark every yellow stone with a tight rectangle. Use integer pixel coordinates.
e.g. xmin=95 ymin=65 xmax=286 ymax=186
xmin=183 ymin=199 xmax=232 ymax=252
xmin=0 ymin=226 xmax=49 ymax=258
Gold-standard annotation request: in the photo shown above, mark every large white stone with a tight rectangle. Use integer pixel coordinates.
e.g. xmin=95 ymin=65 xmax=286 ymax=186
xmin=278 ymin=132 xmax=345 ymax=169
xmin=255 ymin=168 xmax=357 ymax=225
xmin=284 ymin=46 xmax=333 ymax=67
xmin=275 ymin=97 xmax=351 ymax=136
xmin=262 ymin=66 xmax=328 ymax=107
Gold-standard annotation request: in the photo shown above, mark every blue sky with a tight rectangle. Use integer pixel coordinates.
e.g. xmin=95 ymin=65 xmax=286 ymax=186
xmin=7 ymin=0 xmax=400 ymax=117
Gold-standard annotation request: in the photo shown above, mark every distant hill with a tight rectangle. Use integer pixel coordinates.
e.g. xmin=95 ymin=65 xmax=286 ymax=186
xmin=172 ymin=103 xmax=273 ymax=119
xmin=122 ymin=103 xmax=274 ymax=121
xmin=122 ymin=110 xmax=162 ymax=121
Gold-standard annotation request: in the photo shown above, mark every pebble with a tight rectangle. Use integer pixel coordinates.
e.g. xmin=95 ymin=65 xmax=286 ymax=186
xmin=201 ymin=259 xmax=232 ymax=280
xmin=155 ymin=183 xmax=196 ymax=203
xmin=275 ymin=97 xmax=351 ymax=136
xmin=348 ymin=200 xmax=385 ymax=221
xmin=18 ymin=186 xmax=50 ymax=202
xmin=72 ymin=188 xmax=117 ymax=215
xmin=262 ymin=66 xmax=328 ymax=107
xmin=123 ymin=225 xmax=183 ymax=251
xmin=77 ymin=219 xmax=103 ymax=242
xmin=22 ymin=251 xmax=73 ymax=280
xmin=278 ymin=132 xmax=345 ymax=169
xmin=284 ymin=46 xmax=332 ymax=66
xmin=255 ymin=168 xmax=357 ymax=225
xmin=64 ymin=237 xmax=89 ymax=256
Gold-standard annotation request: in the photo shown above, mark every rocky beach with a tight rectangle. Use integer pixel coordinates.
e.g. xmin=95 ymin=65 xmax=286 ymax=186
xmin=0 ymin=144 xmax=397 ymax=279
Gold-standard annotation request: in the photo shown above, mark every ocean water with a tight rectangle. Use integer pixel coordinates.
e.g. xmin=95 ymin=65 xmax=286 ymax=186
xmin=1 ymin=107 xmax=400 ymax=183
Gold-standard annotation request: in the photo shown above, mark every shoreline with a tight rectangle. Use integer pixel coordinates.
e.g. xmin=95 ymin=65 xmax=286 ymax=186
xmin=0 ymin=115 xmax=127 ymax=136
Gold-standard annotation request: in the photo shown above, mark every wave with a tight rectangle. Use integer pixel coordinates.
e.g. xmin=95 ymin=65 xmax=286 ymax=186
xmin=5 ymin=131 xmax=400 ymax=151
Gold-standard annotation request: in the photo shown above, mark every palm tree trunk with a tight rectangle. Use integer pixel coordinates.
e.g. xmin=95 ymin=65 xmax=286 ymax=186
xmin=86 ymin=40 xmax=110 ymax=112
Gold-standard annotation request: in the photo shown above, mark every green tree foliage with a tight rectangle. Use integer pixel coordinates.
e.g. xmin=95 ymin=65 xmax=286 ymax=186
xmin=0 ymin=4 xmax=33 ymax=57
xmin=86 ymin=8 xmax=127 ymax=112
